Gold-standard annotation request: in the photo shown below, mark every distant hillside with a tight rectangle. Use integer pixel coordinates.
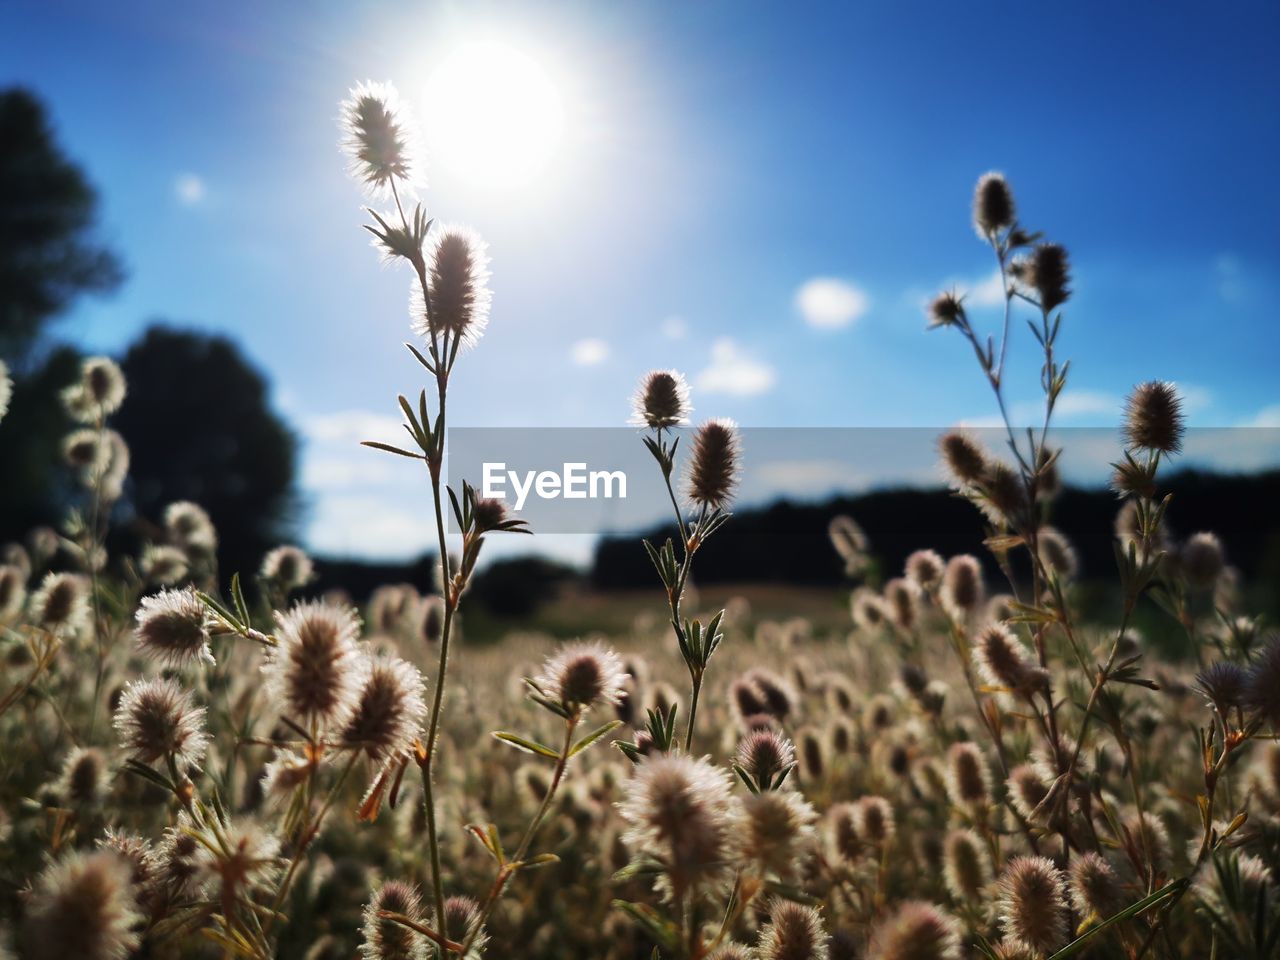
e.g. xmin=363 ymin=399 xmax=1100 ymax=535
xmin=590 ymin=469 xmax=1280 ymax=595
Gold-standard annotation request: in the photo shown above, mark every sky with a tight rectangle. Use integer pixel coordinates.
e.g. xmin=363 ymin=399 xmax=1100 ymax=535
xmin=3 ymin=1 xmax=1279 ymax=564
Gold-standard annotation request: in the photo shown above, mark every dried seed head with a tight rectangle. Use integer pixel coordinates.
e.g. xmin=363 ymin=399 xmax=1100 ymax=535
xmin=266 ymin=600 xmax=364 ymax=729
xmin=535 ymin=640 xmax=628 ymax=711
xmin=1068 ymin=852 xmax=1121 ymax=920
xmin=97 ymin=829 xmax=156 ymax=894
xmin=741 ymin=668 xmax=795 ymax=719
xmin=827 ymin=803 xmax=860 ymax=863
xmin=30 ymin=571 xmax=91 ymax=635
xmin=944 ymin=742 xmax=991 ymax=809
xmin=735 ymin=729 xmax=797 ymax=788
xmin=0 ymin=358 xmax=9 ymax=422
xmin=630 ymin=370 xmax=692 ymax=429
xmin=941 ymin=555 xmax=984 ymax=619
xmin=472 ymin=496 xmax=515 ymax=533
xmin=62 ymin=357 xmax=127 ymax=423
xmin=867 ymin=901 xmax=962 ymax=960
xmin=63 ymin=428 xmax=110 ymax=472
xmin=685 ymin=418 xmax=741 ymax=509
xmin=619 ymin=754 xmax=743 ymax=902
xmin=1246 ymin=637 xmax=1280 ymax=730
xmin=164 ymin=501 xmax=218 ymax=553
xmin=707 ymin=945 xmax=752 ymax=960
xmin=417 ymin=595 xmax=445 ymax=644
xmin=411 ymin=225 xmax=492 ymax=350
xmin=943 ymin=828 xmax=992 ymax=901
xmin=828 ymin=515 xmax=869 ymax=576
xmin=0 ymin=563 xmax=27 ymax=621
xmin=140 ymin=545 xmax=189 ymax=586
xmin=55 ymin=746 xmax=109 ymax=807
xmin=261 ymin=750 xmax=319 ymax=801
xmin=113 ymin=678 xmax=208 ymax=769
xmin=973 ymin=623 xmax=1048 ymax=697
xmin=1017 ymin=243 xmax=1071 ymax=312
xmin=884 ymin=578 xmax=919 ymax=632
xmin=1038 ymin=527 xmax=1079 ymax=582
xmin=340 ymin=80 xmax=420 ymax=199
xmin=134 ymin=587 xmax=213 ymax=668
xmin=1181 ymin=532 xmax=1225 ymax=589
xmin=905 ymin=549 xmax=945 ymax=590
xmin=154 ymin=819 xmax=202 ymax=901
xmin=939 ymin=430 xmax=988 ymax=487
xmin=341 ymin=655 xmax=427 ymax=761
xmin=360 ymin=880 xmax=428 ymax=960
xmin=995 ymin=856 xmax=1069 ymax=957
xmin=195 ymin=818 xmax=280 ymax=895
xmin=853 ymin=795 xmax=895 ymax=846
xmin=1195 ymin=661 xmax=1248 ymax=716
xmin=260 ymin=545 xmax=314 ymax=590
xmin=980 ymin=460 xmax=1028 ymax=525
xmin=1123 ymin=381 xmax=1184 ymax=454
xmin=798 ymin=729 xmax=826 ymax=782
xmin=741 ymin=790 xmax=818 ymax=882
xmin=22 ymin=850 xmax=140 ymax=960
xmin=1006 ymin=764 xmax=1052 ymax=823
xmin=442 ymin=896 xmax=486 ymax=956
xmin=973 ymin=172 xmax=1016 ymax=237
xmin=927 ymin=291 xmax=967 ymax=329
xmin=756 ymin=899 xmax=829 ymax=960
xmin=851 ymin=588 xmax=889 ymax=630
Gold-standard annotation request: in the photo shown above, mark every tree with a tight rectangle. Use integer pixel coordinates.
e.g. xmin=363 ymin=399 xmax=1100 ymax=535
xmin=0 ymin=88 xmax=123 ymax=361
xmin=114 ymin=326 xmax=299 ymax=578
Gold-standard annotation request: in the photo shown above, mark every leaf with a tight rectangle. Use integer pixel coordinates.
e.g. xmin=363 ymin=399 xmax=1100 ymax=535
xmin=569 ymin=720 xmax=622 ymax=757
xmin=361 ymin=441 xmax=424 ymax=460
xmin=492 ymin=732 xmax=559 ymax=759
xmin=1045 ymin=878 xmax=1187 ymax=959
xmin=230 ymin=573 xmax=250 ymax=627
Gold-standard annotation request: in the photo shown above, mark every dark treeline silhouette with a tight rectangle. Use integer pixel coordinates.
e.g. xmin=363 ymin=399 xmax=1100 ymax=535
xmin=590 ymin=470 xmax=1280 ymax=598
xmin=0 ymin=89 xmax=300 ymax=578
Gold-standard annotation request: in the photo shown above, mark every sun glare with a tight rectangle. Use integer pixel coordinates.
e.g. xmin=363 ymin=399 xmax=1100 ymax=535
xmin=423 ymin=39 xmax=566 ymax=190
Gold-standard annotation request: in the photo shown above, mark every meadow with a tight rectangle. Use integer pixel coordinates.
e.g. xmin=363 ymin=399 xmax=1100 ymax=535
xmin=0 ymin=80 xmax=1277 ymax=960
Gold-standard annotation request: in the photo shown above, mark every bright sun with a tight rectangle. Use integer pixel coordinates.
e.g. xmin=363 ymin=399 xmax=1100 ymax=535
xmin=423 ymin=40 xmax=566 ymax=190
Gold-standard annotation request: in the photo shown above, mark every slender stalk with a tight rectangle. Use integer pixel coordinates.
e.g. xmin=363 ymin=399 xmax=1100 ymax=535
xmin=458 ymin=718 xmax=577 ymax=956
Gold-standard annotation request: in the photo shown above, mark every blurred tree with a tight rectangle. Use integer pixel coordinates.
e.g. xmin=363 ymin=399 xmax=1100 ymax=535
xmin=114 ymin=326 xmax=299 ymax=578
xmin=0 ymin=88 xmax=123 ymax=362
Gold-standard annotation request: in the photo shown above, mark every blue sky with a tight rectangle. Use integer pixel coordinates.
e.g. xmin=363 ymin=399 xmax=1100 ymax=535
xmin=3 ymin=1 xmax=1279 ymax=562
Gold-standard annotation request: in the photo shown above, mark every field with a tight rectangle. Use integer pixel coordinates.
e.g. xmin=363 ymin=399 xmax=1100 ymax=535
xmin=1 ymin=78 xmax=1279 ymax=960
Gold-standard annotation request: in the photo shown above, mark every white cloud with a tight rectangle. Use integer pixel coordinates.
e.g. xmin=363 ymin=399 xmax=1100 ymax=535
xmin=570 ymin=338 xmax=609 ymax=366
xmin=303 ymin=410 xmax=403 ymax=444
xmin=696 ymin=338 xmax=776 ymax=396
xmin=795 ymin=277 xmax=869 ymax=329
xmin=174 ymin=173 xmax=206 ymax=206
xmin=1215 ymin=253 xmax=1243 ymax=303
xmin=1242 ymin=405 xmax=1280 ymax=428
xmin=302 ymin=457 xmax=395 ymax=490
xmin=1177 ymin=383 xmax=1214 ymax=414
xmin=661 ymin=315 xmax=687 ymax=339
xmin=307 ymin=494 xmax=430 ymax=557
xmin=1052 ymin=390 xmax=1119 ymax=418
xmin=960 ymin=269 xmax=1006 ymax=308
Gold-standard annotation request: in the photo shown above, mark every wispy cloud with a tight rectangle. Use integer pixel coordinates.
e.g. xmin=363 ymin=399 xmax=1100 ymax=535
xmin=571 ymin=338 xmax=609 ymax=366
xmin=661 ymin=315 xmax=687 ymax=339
xmin=174 ymin=173 xmax=206 ymax=206
xmin=795 ymin=277 xmax=869 ymax=329
xmin=696 ymin=338 xmax=776 ymax=396
xmin=1242 ymin=405 xmax=1280 ymax=428
xmin=302 ymin=410 xmax=403 ymax=444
